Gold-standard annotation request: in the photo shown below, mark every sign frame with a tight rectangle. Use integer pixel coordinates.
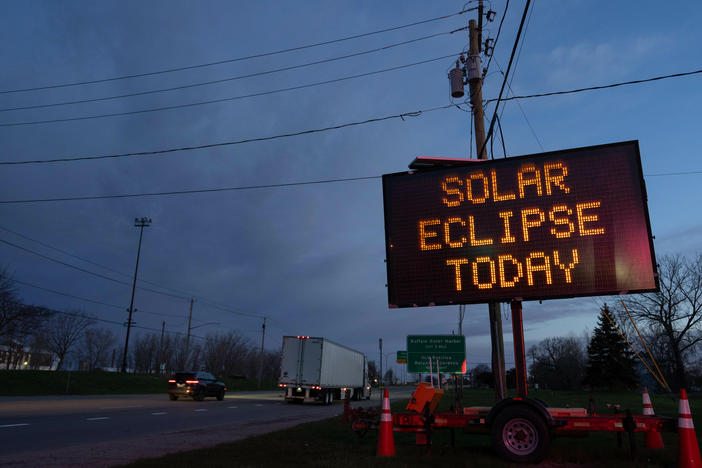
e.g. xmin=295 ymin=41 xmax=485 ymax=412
xmin=383 ymin=141 xmax=659 ymax=308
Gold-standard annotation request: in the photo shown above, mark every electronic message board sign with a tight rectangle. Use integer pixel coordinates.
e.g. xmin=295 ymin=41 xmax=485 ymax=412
xmin=382 ymin=141 xmax=658 ymax=308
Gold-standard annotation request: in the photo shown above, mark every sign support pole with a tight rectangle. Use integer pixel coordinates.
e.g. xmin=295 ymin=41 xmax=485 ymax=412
xmin=468 ymin=17 xmax=507 ymax=401
xmin=511 ymin=300 xmax=528 ymax=398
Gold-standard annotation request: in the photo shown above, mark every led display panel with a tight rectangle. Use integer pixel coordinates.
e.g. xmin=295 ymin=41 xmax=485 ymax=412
xmin=382 ymin=141 xmax=658 ymax=308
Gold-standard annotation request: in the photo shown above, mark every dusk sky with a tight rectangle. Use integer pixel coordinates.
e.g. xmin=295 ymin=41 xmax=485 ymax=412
xmin=1 ymin=1 xmax=701 ymax=376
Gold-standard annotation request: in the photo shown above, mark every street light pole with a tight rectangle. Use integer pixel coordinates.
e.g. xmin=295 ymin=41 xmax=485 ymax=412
xmin=121 ymin=217 xmax=151 ymax=373
xmin=378 ymin=338 xmax=383 ymax=388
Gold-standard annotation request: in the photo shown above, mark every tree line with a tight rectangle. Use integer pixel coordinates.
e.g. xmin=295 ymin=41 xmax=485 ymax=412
xmin=0 ymin=268 xmax=280 ymax=379
xmin=468 ymin=253 xmax=702 ymax=392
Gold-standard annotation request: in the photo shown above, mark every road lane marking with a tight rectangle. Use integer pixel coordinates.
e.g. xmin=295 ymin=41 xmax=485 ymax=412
xmin=86 ymin=417 xmax=110 ymax=421
xmin=254 ymin=404 xmax=264 ymax=407
xmin=0 ymin=423 xmax=30 ymax=428
xmin=151 ymin=412 xmax=168 ymax=415
xmin=228 ymin=406 xmax=238 ymax=409
xmin=193 ymin=409 xmax=208 ymax=412
xmin=98 ymin=405 xmax=143 ymax=410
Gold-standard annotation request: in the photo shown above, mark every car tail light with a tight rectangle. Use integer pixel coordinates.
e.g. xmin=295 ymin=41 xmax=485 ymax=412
xmin=185 ymin=380 xmax=199 ymax=384
xmin=168 ymin=379 xmax=176 ymax=383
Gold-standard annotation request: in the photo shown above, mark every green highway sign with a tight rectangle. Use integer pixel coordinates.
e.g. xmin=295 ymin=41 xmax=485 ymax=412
xmin=407 ymin=335 xmax=466 ymax=374
xmin=396 ymin=350 xmax=407 ymax=363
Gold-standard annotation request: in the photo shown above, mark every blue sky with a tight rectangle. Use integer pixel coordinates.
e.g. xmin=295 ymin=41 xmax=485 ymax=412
xmin=1 ymin=1 xmax=701 ymax=374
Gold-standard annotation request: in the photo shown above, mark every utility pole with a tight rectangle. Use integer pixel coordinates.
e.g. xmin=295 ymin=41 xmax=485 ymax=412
xmin=458 ymin=304 xmax=465 ymax=406
xmin=185 ymin=298 xmax=194 ymax=368
xmin=466 ymin=17 xmax=507 ymax=401
xmin=159 ymin=320 xmax=165 ymax=374
xmin=121 ymin=216 xmax=151 ymax=373
xmin=257 ymin=317 xmax=267 ymax=389
xmin=378 ymin=338 xmax=383 ymax=389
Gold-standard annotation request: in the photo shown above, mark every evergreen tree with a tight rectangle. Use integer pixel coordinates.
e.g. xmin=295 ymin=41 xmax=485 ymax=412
xmin=583 ymin=305 xmax=639 ymax=389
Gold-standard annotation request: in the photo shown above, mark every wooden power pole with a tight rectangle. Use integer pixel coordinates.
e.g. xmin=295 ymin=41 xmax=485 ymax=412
xmin=467 ymin=18 xmax=507 ymax=401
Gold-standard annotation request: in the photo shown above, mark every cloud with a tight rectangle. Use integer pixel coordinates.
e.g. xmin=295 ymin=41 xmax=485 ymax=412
xmin=544 ymin=36 xmax=665 ymax=88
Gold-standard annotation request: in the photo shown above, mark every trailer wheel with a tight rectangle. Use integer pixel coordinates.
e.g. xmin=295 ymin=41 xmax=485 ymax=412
xmin=490 ymin=405 xmax=550 ymax=463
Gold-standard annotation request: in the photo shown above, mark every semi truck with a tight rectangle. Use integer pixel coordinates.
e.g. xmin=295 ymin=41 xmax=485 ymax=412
xmin=279 ymin=336 xmax=371 ymax=404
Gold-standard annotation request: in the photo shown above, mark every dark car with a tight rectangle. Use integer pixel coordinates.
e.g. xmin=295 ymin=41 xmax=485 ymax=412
xmin=168 ymin=371 xmax=226 ymax=401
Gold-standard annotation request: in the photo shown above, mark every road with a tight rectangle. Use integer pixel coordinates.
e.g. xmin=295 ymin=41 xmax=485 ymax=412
xmin=0 ymin=386 xmax=414 ymax=467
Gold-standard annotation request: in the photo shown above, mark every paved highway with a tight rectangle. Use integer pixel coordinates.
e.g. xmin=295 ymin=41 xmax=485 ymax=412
xmin=0 ymin=387 xmax=414 ymax=467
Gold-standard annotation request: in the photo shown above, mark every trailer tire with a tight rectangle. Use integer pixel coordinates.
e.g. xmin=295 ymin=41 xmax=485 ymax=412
xmin=490 ymin=405 xmax=550 ymax=463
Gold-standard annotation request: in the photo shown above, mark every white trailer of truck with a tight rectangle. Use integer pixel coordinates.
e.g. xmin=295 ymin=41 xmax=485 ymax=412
xmin=279 ymin=336 xmax=371 ymax=404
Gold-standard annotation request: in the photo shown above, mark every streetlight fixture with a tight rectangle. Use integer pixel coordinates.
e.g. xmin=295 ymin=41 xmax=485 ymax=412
xmin=121 ymin=217 xmax=151 ymax=373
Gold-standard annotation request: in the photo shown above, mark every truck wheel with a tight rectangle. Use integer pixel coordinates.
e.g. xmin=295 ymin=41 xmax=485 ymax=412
xmin=490 ymin=405 xmax=550 ymax=463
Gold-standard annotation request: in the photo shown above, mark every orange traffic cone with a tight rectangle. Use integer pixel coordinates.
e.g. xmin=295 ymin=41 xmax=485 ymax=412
xmin=642 ymin=387 xmax=664 ymax=449
xmin=377 ymin=388 xmax=396 ymax=457
xmin=679 ymin=388 xmax=702 ymax=468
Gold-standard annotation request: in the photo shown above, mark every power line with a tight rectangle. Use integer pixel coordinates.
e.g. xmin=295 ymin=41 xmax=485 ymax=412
xmin=13 ymin=278 xmax=192 ymax=321
xmin=3 ymin=61 xmax=700 ymax=164
xmin=483 ymin=0 xmax=509 ymax=78
xmin=492 ymin=56 xmax=543 ymax=151
xmin=487 ymin=69 xmax=702 ymax=103
xmin=0 ymin=104 xmax=446 ymax=165
xmin=0 ymin=224 xmax=281 ymax=327
xmin=0 ymin=8 xmax=474 ymax=95
xmin=0 ymin=175 xmax=382 ymax=204
xmin=197 ymin=299 xmax=266 ymax=320
xmin=14 ymin=278 xmax=125 ymax=310
xmin=646 ymin=170 xmax=702 ymax=177
xmin=50 ymin=307 xmax=205 ymax=340
xmin=1 ymin=30 xmax=464 ymax=113
xmin=0 ymin=224 xmax=138 ymax=279
xmin=479 ymin=0 xmax=532 ymax=157
xmin=1 ymin=159 xmax=699 ymax=207
xmin=0 ymin=237 xmax=188 ymax=300
xmin=0 ymin=224 xmax=257 ymax=318
xmin=0 ymin=53 xmax=460 ymax=128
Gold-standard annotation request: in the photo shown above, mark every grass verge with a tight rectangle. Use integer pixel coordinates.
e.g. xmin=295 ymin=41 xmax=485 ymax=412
xmin=0 ymin=370 xmax=277 ymax=396
xmin=124 ymin=387 xmax=699 ymax=467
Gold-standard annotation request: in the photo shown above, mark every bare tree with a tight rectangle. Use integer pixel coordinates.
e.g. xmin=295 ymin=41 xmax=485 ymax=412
xmin=622 ymin=254 xmax=702 ymax=390
xmin=0 ymin=267 xmax=20 ymax=339
xmin=132 ymin=333 xmax=159 ymax=373
xmin=529 ymin=336 xmax=586 ymax=390
xmin=3 ymin=304 xmax=52 ymax=369
xmin=46 ymin=310 xmax=95 ymax=370
xmin=80 ymin=328 xmax=116 ymax=371
xmin=202 ymin=332 xmax=251 ymax=377
xmin=260 ymin=349 xmax=281 ymax=381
